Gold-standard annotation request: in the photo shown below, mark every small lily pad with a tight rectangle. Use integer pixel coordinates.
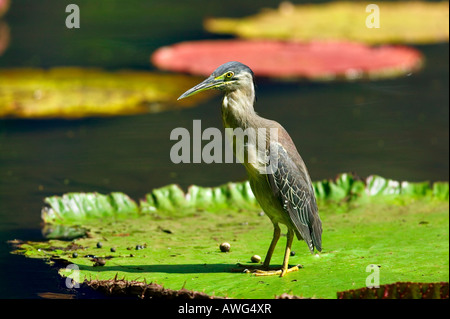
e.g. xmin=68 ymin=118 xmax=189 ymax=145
xmin=205 ymin=1 xmax=449 ymax=45
xmin=0 ymin=68 xmax=212 ymax=119
xmin=151 ymin=40 xmax=423 ymax=81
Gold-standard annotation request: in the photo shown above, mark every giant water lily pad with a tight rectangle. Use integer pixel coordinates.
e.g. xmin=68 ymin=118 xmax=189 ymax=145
xmin=0 ymin=68 xmax=212 ymax=119
xmin=151 ymin=40 xmax=423 ymax=81
xmin=11 ymin=174 xmax=449 ymax=299
xmin=205 ymin=1 xmax=449 ymax=45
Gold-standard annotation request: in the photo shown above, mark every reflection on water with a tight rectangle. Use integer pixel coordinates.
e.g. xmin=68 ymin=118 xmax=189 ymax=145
xmin=0 ymin=0 xmax=448 ymax=298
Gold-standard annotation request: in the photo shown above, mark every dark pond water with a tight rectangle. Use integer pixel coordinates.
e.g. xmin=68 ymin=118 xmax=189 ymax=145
xmin=0 ymin=0 xmax=448 ymax=298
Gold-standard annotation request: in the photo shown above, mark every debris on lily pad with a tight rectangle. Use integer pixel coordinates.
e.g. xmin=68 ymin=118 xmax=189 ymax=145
xmin=250 ymin=255 xmax=261 ymax=263
xmin=151 ymin=40 xmax=423 ymax=81
xmin=205 ymin=1 xmax=449 ymax=45
xmin=0 ymin=68 xmax=213 ymax=119
xmin=220 ymin=242 xmax=231 ymax=252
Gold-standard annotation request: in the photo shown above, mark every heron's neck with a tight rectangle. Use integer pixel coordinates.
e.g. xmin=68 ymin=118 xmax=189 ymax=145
xmin=221 ymin=86 xmax=257 ymax=130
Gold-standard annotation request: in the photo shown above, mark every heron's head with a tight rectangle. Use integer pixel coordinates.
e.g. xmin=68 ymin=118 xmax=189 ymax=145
xmin=178 ymin=61 xmax=255 ymax=100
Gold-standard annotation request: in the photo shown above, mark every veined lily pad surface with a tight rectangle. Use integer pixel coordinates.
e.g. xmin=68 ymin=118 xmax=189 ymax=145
xmin=12 ymin=174 xmax=449 ymax=299
xmin=205 ymin=1 xmax=449 ymax=45
xmin=0 ymin=68 xmax=212 ymax=119
xmin=151 ymin=40 xmax=423 ymax=81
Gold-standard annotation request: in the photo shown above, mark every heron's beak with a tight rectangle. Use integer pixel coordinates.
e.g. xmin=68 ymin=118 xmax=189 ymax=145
xmin=177 ymin=76 xmax=222 ymax=100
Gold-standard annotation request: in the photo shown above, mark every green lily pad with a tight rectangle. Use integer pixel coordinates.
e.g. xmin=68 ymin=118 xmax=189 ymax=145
xmin=205 ymin=1 xmax=449 ymax=45
xmin=12 ymin=174 xmax=449 ymax=299
xmin=0 ymin=68 xmax=212 ymax=119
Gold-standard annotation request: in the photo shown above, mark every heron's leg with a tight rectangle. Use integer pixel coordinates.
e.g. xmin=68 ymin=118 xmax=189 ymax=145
xmin=235 ymin=222 xmax=280 ymax=271
xmin=280 ymin=228 xmax=295 ymax=277
xmin=254 ymin=229 xmax=300 ymax=277
xmin=262 ymin=223 xmax=281 ymax=268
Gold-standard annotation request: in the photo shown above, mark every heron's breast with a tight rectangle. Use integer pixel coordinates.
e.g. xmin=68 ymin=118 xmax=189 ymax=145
xmin=248 ymin=175 xmax=290 ymax=226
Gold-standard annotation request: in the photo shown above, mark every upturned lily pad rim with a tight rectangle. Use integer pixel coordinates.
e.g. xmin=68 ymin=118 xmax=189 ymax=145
xmin=41 ymin=173 xmax=449 ymax=226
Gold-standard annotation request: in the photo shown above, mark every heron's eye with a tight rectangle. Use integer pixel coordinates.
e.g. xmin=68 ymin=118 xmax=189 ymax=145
xmin=225 ymin=72 xmax=234 ymax=79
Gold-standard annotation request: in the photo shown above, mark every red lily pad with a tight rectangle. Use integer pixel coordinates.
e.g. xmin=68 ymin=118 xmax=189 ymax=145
xmin=151 ymin=40 xmax=423 ymax=81
xmin=0 ymin=0 xmax=10 ymax=17
xmin=0 ymin=22 xmax=9 ymax=56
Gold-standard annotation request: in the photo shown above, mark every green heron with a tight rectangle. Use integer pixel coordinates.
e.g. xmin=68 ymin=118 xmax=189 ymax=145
xmin=178 ymin=61 xmax=322 ymax=277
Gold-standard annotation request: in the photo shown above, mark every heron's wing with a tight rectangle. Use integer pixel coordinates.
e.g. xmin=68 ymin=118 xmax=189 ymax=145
xmin=266 ymin=141 xmax=322 ymax=253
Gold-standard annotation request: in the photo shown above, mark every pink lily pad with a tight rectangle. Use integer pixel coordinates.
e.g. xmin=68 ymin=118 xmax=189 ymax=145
xmin=151 ymin=40 xmax=423 ymax=81
xmin=0 ymin=0 xmax=10 ymax=17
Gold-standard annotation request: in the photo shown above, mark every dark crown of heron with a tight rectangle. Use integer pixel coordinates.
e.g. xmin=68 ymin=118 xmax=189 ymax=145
xmin=212 ymin=61 xmax=255 ymax=94
xmin=212 ymin=61 xmax=254 ymax=82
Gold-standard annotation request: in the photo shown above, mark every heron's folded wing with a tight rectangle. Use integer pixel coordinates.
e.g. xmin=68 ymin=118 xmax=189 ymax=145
xmin=266 ymin=142 xmax=322 ymax=253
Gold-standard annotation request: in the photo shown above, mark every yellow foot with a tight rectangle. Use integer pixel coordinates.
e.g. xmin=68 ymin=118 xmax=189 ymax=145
xmin=233 ymin=263 xmax=302 ymax=277
xmin=253 ymin=265 xmax=300 ymax=277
